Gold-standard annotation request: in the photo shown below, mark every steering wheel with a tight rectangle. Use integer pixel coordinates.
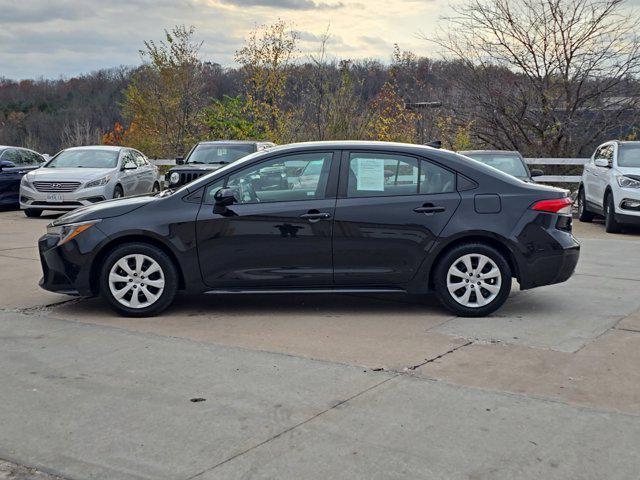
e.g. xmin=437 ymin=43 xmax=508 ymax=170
xmin=239 ymin=180 xmax=259 ymax=203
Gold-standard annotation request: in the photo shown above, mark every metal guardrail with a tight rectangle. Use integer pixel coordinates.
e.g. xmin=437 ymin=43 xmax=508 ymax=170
xmin=525 ymin=158 xmax=588 ymax=183
xmin=150 ymin=158 xmax=589 ymax=184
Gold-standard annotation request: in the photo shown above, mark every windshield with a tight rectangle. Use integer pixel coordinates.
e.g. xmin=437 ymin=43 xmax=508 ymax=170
xmin=462 ymin=153 xmax=529 ymax=178
xmin=617 ymin=145 xmax=640 ymax=168
xmin=47 ymin=149 xmax=119 ymax=169
xmin=186 ymin=144 xmax=255 ymax=165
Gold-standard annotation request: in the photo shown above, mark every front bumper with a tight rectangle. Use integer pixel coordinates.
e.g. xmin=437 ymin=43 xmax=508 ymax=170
xmin=38 ymin=225 xmax=108 ymax=296
xmin=20 ymin=184 xmax=111 ymax=211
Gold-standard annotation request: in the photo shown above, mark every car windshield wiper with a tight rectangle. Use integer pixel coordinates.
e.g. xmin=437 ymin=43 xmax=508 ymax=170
xmin=187 ymin=160 xmax=205 ymax=164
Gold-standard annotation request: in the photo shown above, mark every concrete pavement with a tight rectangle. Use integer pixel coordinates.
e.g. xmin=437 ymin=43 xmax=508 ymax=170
xmin=0 ymin=209 xmax=639 ymax=479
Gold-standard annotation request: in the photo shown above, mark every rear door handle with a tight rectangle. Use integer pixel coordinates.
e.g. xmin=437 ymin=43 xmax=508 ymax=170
xmin=414 ymin=204 xmax=446 ymax=214
xmin=300 ymin=211 xmax=332 ymax=222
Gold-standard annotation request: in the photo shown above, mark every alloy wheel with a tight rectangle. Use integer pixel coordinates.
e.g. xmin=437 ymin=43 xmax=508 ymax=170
xmin=108 ymin=254 xmax=165 ymax=308
xmin=446 ymin=253 xmax=502 ymax=308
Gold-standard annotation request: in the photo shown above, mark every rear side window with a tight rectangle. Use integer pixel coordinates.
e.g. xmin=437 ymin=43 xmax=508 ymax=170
xmin=347 ymin=153 xmax=455 ymax=197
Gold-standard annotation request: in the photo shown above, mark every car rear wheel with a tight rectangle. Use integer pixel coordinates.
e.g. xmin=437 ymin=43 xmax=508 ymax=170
xmin=152 ymin=182 xmax=160 ymax=194
xmin=24 ymin=209 xmax=42 ymax=218
xmin=577 ymin=188 xmax=594 ymax=222
xmin=604 ymin=192 xmax=622 ymax=233
xmin=99 ymin=243 xmax=178 ymax=317
xmin=434 ymin=243 xmax=512 ymax=317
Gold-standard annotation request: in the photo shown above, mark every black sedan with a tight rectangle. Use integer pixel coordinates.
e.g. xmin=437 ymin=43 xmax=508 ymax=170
xmin=38 ymin=141 xmax=579 ymax=317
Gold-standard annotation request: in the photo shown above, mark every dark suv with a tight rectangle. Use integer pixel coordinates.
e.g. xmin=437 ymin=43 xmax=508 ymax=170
xmin=38 ymin=141 xmax=579 ymax=317
xmin=167 ymin=140 xmax=275 ymax=188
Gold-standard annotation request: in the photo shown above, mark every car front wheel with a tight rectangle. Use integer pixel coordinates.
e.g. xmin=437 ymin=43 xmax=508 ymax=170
xmin=99 ymin=243 xmax=178 ymax=317
xmin=434 ymin=243 xmax=512 ymax=317
xmin=604 ymin=193 xmax=622 ymax=233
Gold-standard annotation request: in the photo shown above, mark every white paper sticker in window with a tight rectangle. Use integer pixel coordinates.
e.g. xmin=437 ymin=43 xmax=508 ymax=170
xmin=217 ymin=148 xmax=227 ymax=156
xmin=355 ymin=158 xmax=384 ymax=191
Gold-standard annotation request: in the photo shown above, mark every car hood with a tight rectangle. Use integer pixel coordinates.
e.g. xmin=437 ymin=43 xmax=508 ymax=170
xmin=170 ymin=164 xmax=226 ymax=172
xmin=50 ymin=195 xmax=157 ymax=225
xmin=616 ymin=166 xmax=640 ymax=177
xmin=27 ymin=167 xmax=115 ymax=182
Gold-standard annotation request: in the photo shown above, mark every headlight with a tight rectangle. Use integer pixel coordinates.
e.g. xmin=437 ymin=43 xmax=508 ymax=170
xmin=617 ymin=175 xmax=640 ymax=189
xmin=169 ymin=172 xmax=180 ymax=184
xmin=85 ymin=175 xmax=111 ymax=188
xmin=21 ymin=175 xmax=33 ymax=188
xmin=46 ymin=219 xmax=101 ymax=245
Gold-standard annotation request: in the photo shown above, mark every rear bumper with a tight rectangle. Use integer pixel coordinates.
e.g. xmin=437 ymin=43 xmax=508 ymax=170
xmin=513 ymin=213 xmax=580 ymax=290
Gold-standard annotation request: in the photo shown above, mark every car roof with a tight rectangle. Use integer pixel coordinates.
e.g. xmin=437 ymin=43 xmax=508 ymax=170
xmin=458 ymin=150 xmax=521 ymax=155
xmin=0 ymin=145 xmax=39 ymax=152
xmin=62 ymin=145 xmax=124 ymax=151
xmin=198 ymin=140 xmax=273 ymax=145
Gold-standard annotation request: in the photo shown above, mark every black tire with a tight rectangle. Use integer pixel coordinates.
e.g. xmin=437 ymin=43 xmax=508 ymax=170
xmin=604 ymin=192 xmax=622 ymax=233
xmin=434 ymin=243 xmax=512 ymax=317
xmin=99 ymin=242 xmax=178 ymax=317
xmin=113 ymin=185 xmax=124 ymax=199
xmin=152 ymin=182 xmax=160 ymax=193
xmin=24 ymin=209 xmax=42 ymax=218
xmin=577 ymin=187 xmax=594 ymax=222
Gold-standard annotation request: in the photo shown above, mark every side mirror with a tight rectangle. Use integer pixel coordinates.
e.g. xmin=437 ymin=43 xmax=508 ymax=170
xmin=213 ymin=187 xmax=238 ymax=207
xmin=176 ymin=157 xmax=185 ymax=165
xmin=530 ymin=168 xmax=544 ymax=177
xmin=594 ymin=158 xmax=610 ymax=168
xmin=0 ymin=160 xmax=16 ymax=171
xmin=425 ymin=140 xmax=442 ymax=149
xmin=122 ymin=162 xmax=137 ymax=170
xmin=41 ymin=154 xmax=51 ymax=162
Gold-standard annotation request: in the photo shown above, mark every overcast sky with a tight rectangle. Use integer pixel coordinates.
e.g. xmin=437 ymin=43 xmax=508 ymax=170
xmin=0 ymin=0 xmax=450 ymax=80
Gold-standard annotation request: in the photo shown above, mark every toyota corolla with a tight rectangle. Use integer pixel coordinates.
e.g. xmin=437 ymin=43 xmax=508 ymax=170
xmin=37 ymin=141 xmax=580 ymax=317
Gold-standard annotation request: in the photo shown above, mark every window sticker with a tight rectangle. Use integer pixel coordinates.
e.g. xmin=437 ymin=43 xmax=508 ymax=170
xmin=217 ymin=148 xmax=227 ymax=156
xmin=355 ymin=158 xmax=385 ymax=191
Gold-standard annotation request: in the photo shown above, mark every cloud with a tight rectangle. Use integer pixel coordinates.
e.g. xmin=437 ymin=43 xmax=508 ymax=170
xmin=218 ymin=0 xmax=344 ymax=9
xmin=0 ymin=0 xmax=445 ymax=79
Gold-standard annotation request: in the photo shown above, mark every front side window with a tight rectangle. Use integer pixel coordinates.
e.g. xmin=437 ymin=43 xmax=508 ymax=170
xmin=226 ymin=152 xmax=333 ymax=204
xmin=347 ymin=153 xmax=455 ymax=197
xmin=46 ymin=149 xmax=119 ymax=169
xmin=133 ymin=151 xmax=147 ymax=167
xmin=122 ymin=152 xmax=137 ymax=169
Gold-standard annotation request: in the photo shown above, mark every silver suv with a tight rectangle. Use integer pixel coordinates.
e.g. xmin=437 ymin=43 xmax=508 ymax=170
xmin=20 ymin=146 xmax=161 ymax=217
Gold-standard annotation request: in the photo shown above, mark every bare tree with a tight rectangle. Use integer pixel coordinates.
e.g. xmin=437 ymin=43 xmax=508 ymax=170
xmin=429 ymin=0 xmax=640 ymax=156
xmin=60 ymin=119 xmax=101 ymax=148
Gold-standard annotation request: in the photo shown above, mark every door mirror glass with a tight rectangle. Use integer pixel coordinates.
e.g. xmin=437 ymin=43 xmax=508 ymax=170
xmin=176 ymin=157 xmax=184 ymax=165
xmin=214 ymin=187 xmax=239 ymax=207
xmin=0 ymin=160 xmax=16 ymax=170
xmin=530 ymin=168 xmax=544 ymax=177
xmin=594 ymin=158 xmax=610 ymax=168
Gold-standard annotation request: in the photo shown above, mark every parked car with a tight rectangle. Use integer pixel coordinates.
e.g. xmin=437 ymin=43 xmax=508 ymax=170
xmin=38 ymin=141 xmax=579 ymax=317
xmin=577 ymin=140 xmax=640 ymax=232
xmin=20 ymin=146 xmax=161 ymax=217
xmin=167 ymin=140 xmax=275 ymax=188
xmin=0 ymin=146 xmax=46 ymax=208
xmin=458 ymin=150 xmax=543 ymax=182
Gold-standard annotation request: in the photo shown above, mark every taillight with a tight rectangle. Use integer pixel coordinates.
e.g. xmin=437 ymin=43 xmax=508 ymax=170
xmin=531 ymin=197 xmax=573 ymax=215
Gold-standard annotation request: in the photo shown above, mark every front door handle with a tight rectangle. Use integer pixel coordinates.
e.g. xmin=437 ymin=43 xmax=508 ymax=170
xmin=414 ymin=204 xmax=446 ymax=214
xmin=300 ymin=211 xmax=332 ymax=222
